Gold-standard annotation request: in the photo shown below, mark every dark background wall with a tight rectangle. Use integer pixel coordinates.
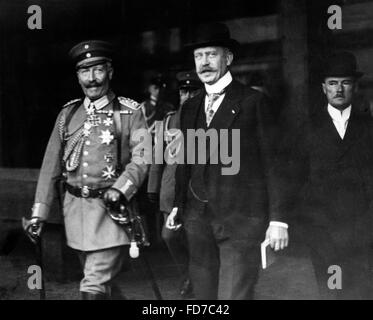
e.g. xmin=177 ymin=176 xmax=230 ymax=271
xmin=0 ymin=0 xmax=278 ymax=167
xmin=0 ymin=0 xmax=372 ymax=168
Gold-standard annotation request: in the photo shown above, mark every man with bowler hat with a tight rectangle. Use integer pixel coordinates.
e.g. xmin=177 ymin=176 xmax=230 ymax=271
xmin=24 ymin=40 xmax=148 ymax=299
xmin=271 ymin=51 xmax=373 ymax=299
xmin=166 ymin=22 xmax=289 ymax=300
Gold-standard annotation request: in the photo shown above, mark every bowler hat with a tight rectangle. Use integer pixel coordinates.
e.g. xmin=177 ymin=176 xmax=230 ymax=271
xmin=185 ymin=22 xmax=239 ymax=52
xmin=322 ymin=51 xmax=363 ymax=79
xmin=176 ymin=70 xmax=202 ymax=90
xmin=69 ymin=40 xmax=114 ymax=69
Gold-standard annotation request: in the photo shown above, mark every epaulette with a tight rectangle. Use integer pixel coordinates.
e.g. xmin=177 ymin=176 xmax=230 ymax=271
xmin=118 ymin=96 xmax=140 ymax=110
xmin=62 ymin=98 xmax=82 ymax=108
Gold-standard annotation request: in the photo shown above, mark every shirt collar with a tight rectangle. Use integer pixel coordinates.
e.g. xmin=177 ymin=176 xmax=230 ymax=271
xmin=327 ymin=104 xmax=352 ymax=122
xmin=205 ymin=71 xmax=233 ymax=95
xmin=83 ymin=91 xmax=115 ymax=110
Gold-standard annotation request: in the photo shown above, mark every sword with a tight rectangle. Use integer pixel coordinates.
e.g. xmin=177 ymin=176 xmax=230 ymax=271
xmin=22 ymin=217 xmax=46 ymax=300
xmin=106 ymin=200 xmax=163 ymax=300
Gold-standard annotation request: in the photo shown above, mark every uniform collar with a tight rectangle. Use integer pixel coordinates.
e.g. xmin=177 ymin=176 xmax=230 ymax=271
xmin=205 ymin=71 xmax=232 ymax=95
xmin=83 ymin=91 xmax=115 ymax=110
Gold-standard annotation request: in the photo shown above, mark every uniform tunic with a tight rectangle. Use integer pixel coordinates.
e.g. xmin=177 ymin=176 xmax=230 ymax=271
xmin=33 ymin=91 xmax=149 ymax=251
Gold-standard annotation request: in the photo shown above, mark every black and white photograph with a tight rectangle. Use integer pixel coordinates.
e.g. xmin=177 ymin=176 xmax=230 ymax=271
xmin=1 ymin=0 xmax=373 ymax=305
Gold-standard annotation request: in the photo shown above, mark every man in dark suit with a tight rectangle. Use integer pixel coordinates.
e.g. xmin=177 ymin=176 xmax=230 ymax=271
xmin=271 ymin=51 xmax=373 ymax=299
xmin=166 ymin=22 xmax=288 ymax=300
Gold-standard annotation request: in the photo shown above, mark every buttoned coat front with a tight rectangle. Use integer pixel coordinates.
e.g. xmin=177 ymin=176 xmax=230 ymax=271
xmin=33 ymin=93 xmax=149 ymax=251
xmin=174 ymin=80 xmax=280 ymax=242
xmin=271 ymin=105 xmax=373 ymax=259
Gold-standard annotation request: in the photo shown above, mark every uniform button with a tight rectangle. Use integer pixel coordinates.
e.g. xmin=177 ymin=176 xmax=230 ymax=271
xmin=83 ymin=162 xmax=88 ymax=167
xmin=83 ymin=151 xmax=89 ymax=156
xmin=83 ymin=174 xmax=88 ymax=179
xmin=85 ymin=141 xmax=91 ymax=146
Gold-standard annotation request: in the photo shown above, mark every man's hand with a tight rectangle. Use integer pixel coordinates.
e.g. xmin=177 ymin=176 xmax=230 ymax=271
xmin=103 ymin=188 xmax=123 ymax=203
xmin=22 ymin=217 xmax=44 ymax=243
xmin=165 ymin=207 xmax=182 ymax=231
xmin=265 ymin=225 xmax=289 ymax=251
xmin=103 ymin=188 xmax=126 ymax=212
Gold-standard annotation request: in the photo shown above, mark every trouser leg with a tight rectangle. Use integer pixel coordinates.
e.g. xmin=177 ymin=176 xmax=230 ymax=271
xmin=218 ymin=239 xmax=260 ymax=300
xmin=77 ymin=246 xmax=127 ymax=298
xmin=309 ymin=248 xmax=337 ymax=300
xmin=185 ymin=218 xmax=219 ymax=300
xmin=310 ymin=245 xmax=372 ymax=300
xmin=162 ymin=212 xmax=189 ymax=280
xmin=336 ymin=250 xmax=372 ymax=300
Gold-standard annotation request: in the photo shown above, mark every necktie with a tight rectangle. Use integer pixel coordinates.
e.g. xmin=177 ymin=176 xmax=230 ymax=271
xmin=205 ymin=90 xmax=225 ymax=126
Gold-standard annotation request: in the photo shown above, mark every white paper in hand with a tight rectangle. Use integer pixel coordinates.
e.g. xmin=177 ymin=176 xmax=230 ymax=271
xmin=261 ymin=238 xmax=276 ymax=269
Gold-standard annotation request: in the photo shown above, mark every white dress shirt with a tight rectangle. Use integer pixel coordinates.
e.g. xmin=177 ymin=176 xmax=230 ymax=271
xmin=327 ymin=104 xmax=352 ymax=139
xmin=204 ymin=71 xmax=233 ymax=115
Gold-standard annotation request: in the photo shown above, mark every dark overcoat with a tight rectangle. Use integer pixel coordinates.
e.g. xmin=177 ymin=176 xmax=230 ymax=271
xmin=174 ymin=80 xmax=281 ymax=242
xmin=271 ymin=105 xmax=373 ymax=258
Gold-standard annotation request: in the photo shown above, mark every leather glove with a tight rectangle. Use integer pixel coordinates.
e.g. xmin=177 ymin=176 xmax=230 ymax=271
xmin=147 ymin=192 xmax=159 ymax=204
xmin=103 ymin=188 xmax=127 ymax=212
xmin=22 ymin=217 xmax=44 ymax=244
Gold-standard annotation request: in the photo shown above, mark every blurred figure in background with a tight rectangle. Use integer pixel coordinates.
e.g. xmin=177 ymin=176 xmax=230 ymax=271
xmin=138 ymin=73 xmax=175 ymax=245
xmin=247 ymin=70 xmax=269 ymax=96
xmin=147 ymin=70 xmax=202 ymax=299
xmin=141 ymin=74 xmax=174 ymax=135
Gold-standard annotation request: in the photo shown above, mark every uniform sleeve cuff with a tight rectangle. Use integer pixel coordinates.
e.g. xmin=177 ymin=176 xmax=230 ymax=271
xmin=32 ymin=203 xmax=49 ymax=220
xmin=269 ymin=221 xmax=288 ymax=229
xmin=113 ymin=179 xmax=137 ymax=201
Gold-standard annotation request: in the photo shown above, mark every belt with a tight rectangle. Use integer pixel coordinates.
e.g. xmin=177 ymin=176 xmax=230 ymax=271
xmin=65 ymin=183 xmax=109 ymax=198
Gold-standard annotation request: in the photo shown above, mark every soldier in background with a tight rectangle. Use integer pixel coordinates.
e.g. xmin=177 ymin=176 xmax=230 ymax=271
xmin=138 ymin=74 xmax=175 ymax=245
xmin=147 ymin=71 xmax=202 ymax=298
xmin=24 ymin=40 xmax=148 ymax=300
xmin=141 ymin=74 xmax=174 ymax=134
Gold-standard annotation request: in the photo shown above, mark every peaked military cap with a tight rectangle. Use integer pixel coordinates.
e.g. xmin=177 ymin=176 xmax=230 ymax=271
xmin=150 ymin=73 xmax=167 ymax=88
xmin=176 ymin=70 xmax=202 ymax=90
xmin=69 ymin=40 xmax=114 ymax=69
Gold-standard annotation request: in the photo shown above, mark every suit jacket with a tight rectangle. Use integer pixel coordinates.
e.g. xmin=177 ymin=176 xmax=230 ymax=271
xmin=271 ymin=104 xmax=373 ymax=256
xmin=33 ymin=92 xmax=149 ymax=251
xmin=174 ymin=80 xmax=281 ymax=241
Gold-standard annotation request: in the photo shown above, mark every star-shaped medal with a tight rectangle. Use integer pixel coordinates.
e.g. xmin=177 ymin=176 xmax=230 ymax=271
xmin=102 ymin=165 xmax=116 ymax=180
xmin=83 ymin=128 xmax=91 ymax=137
xmin=99 ymin=129 xmax=114 ymax=145
xmin=103 ymin=117 xmax=113 ymax=127
xmin=85 ymin=104 xmax=95 ymax=115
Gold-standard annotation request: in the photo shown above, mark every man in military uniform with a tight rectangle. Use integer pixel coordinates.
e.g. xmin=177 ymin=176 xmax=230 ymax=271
xmin=24 ymin=40 xmax=149 ymax=299
xmin=147 ymin=71 xmax=202 ymax=298
xmin=141 ymin=74 xmax=174 ymax=134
